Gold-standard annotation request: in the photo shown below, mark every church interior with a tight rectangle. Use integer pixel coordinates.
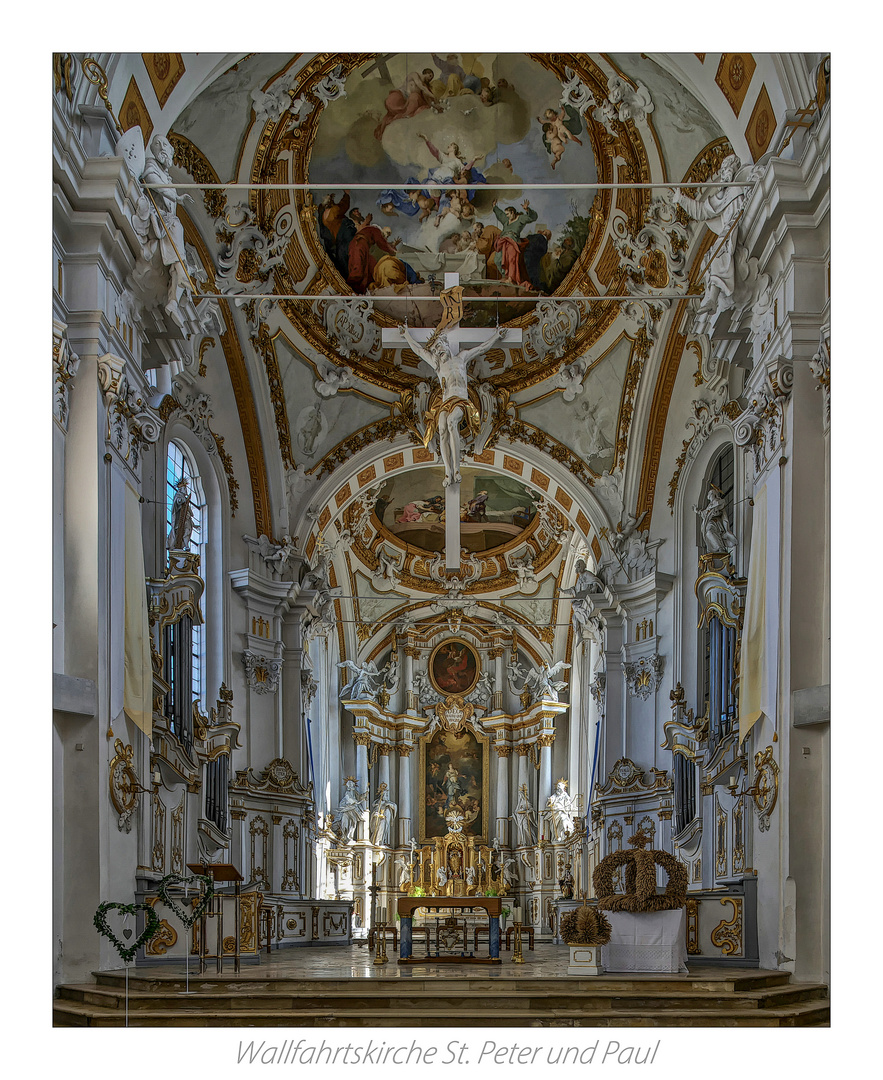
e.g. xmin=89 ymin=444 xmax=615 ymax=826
xmin=50 ymin=47 xmax=831 ymax=1037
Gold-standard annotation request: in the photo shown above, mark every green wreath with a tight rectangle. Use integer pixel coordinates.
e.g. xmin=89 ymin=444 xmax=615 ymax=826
xmin=93 ymin=901 xmax=162 ymax=964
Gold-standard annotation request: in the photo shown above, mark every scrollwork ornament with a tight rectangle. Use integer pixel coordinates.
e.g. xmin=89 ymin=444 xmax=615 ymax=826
xmin=622 ymin=654 xmax=665 ymax=700
xmin=53 ymin=325 xmax=80 ymax=430
xmin=242 ymin=651 xmax=283 ymax=694
xmin=97 ymin=354 xmax=162 ymax=472
xmin=433 ymin=695 xmax=474 ymax=733
xmin=752 ymin=746 xmax=779 ymax=831
xmin=109 ymin=738 xmax=141 ymax=832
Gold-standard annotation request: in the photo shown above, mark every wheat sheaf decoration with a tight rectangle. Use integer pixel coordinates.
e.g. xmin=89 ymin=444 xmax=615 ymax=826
xmin=592 ymin=828 xmax=688 ymax=913
xmin=560 ymin=905 xmax=613 ymax=946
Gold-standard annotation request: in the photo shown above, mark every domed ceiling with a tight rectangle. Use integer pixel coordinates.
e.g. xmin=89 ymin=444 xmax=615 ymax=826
xmin=147 ymin=50 xmax=762 ymax=642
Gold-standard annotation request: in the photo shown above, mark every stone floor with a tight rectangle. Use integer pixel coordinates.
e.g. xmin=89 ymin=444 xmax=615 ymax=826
xmin=120 ymin=942 xmax=767 ymax=983
xmin=56 ymin=943 xmax=830 ymax=1026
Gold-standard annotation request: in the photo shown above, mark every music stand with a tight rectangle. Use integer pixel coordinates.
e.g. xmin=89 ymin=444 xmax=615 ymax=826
xmin=188 ymin=863 xmax=244 ymax=974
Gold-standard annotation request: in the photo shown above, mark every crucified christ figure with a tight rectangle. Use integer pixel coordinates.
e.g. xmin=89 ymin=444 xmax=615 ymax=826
xmin=402 ymin=323 xmax=505 ymax=486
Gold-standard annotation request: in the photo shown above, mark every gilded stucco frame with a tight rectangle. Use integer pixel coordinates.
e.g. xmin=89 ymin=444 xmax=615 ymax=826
xmin=418 ymin=720 xmax=490 ymax=844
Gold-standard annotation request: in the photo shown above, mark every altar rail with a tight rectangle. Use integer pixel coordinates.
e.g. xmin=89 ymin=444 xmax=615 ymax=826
xmin=134 ymin=888 xmax=352 ymax=964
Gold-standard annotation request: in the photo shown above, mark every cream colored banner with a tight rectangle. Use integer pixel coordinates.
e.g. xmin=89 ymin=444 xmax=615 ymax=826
xmin=738 ymin=485 xmax=767 ymax=744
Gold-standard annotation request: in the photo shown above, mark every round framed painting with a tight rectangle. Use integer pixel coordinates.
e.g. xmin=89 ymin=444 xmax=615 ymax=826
xmin=428 ymin=638 xmax=481 ymax=697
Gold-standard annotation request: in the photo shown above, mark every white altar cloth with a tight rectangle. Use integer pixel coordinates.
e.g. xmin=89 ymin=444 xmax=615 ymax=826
xmin=601 ymin=908 xmax=688 ymax=973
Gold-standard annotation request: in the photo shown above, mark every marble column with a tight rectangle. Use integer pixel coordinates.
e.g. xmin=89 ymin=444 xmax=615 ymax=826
xmin=354 ymin=735 xmax=370 ymax=842
xmin=495 ymin=747 xmax=511 ymax=844
xmin=397 ymin=746 xmax=413 ymax=845
xmin=492 ymin=648 xmax=504 ymax=712
xmin=377 ymin=745 xmax=391 ymax=793
xmin=516 ymin=745 xmax=530 ymax=795
xmin=538 ymin=736 xmax=553 ymax=841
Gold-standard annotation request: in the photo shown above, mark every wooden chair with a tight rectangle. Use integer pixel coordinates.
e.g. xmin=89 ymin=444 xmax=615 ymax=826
xmin=505 ymin=925 xmax=535 ymax=951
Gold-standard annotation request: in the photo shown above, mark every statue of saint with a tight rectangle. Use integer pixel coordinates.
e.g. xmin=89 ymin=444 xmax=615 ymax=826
xmin=545 ymin=779 xmax=578 ymax=842
xmin=510 ymin=784 xmax=538 ymax=848
xmin=561 ymin=557 xmax=604 ymax=631
xmin=335 ymin=777 xmax=368 ymax=843
xmin=669 ymin=155 xmax=751 ymax=335
xmin=168 ymin=476 xmax=195 ymax=551
xmin=695 ymin=485 xmax=738 ymax=554
xmin=370 ymin=783 xmax=397 ymax=847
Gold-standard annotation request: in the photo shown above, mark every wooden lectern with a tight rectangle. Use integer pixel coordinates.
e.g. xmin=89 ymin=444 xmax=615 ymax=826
xmin=188 ymin=863 xmax=243 ymax=974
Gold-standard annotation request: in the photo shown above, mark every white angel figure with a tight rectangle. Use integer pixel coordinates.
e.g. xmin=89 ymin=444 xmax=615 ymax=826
xmin=314 ymin=363 xmax=353 ymax=398
xmin=256 ymin=533 xmax=295 ymax=576
xmin=520 ymin=660 xmax=571 ymax=704
xmin=506 ymin=655 xmax=528 ymax=694
xmin=337 ymin=659 xmax=387 ymax=701
xmin=395 ymin=855 xmax=412 ymax=889
xmin=507 ymin=549 xmax=539 ymax=592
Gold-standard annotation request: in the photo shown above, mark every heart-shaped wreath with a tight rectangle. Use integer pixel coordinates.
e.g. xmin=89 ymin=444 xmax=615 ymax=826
xmin=93 ymin=902 xmax=162 ymax=964
xmin=157 ymin=872 xmax=214 ymax=929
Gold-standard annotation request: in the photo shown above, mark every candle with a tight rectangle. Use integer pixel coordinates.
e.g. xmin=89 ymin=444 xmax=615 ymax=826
xmin=513 ymin=906 xmax=523 ymax=923
xmin=728 ymin=776 xmax=736 ymax=788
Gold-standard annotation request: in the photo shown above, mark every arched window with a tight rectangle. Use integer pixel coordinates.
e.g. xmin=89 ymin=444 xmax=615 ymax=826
xmin=164 ymin=441 xmax=207 ymax=735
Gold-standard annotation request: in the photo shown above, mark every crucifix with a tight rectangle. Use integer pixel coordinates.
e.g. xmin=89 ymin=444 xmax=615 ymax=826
xmin=381 ymin=274 xmax=522 ymax=569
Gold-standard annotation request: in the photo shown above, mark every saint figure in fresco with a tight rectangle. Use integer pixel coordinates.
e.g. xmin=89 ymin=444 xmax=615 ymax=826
xmin=492 ymin=199 xmax=539 ymax=288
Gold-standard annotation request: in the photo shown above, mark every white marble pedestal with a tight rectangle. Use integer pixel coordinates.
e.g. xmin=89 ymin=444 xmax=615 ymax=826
xmin=567 ymin=944 xmax=603 ymax=976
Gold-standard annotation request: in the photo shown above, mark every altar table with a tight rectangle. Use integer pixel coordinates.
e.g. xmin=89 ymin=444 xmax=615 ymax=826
xmin=601 ymin=908 xmax=688 ymax=973
xmin=397 ymin=896 xmax=502 ymax=964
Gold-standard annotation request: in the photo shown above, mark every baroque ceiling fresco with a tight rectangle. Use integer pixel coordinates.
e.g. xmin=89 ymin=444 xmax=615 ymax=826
xmin=154 ymin=50 xmax=755 ymax=657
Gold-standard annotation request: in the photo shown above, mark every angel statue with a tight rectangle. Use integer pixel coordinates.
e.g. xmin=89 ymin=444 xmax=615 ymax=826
xmin=255 ymin=533 xmax=295 ymax=577
xmin=436 ymin=865 xmax=448 ymax=890
xmin=545 ymin=778 xmax=578 ymax=842
xmin=507 ymin=549 xmax=539 ymax=592
xmin=501 ymin=856 xmax=518 ymax=889
xmin=337 ymin=659 xmax=388 ymax=701
xmin=506 ymin=655 xmax=528 ymax=694
xmin=519 ymin=660 xmax=571 ymax=704
xmin=395 ymin=855 xmax=413 ymax=890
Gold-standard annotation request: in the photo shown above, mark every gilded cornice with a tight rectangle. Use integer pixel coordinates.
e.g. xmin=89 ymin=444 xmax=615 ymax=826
xmin=251 ymin=323 xmax=295 ymax=470
xmin=168 ymin=132 xmax=227 ymax=220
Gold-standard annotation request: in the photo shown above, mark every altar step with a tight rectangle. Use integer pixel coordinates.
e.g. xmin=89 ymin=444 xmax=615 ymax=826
xmin=54 ymin=970 xmax=829 ymax=1028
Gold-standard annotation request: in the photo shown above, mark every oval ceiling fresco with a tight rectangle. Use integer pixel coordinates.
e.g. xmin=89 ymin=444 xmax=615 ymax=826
xmin=372 ymin=465 xmax=537 ymax=555
xmin=253 ymin=51 xmax=653 ymax=378
xmin=309 ymin=52 xmax=600 ymax=319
